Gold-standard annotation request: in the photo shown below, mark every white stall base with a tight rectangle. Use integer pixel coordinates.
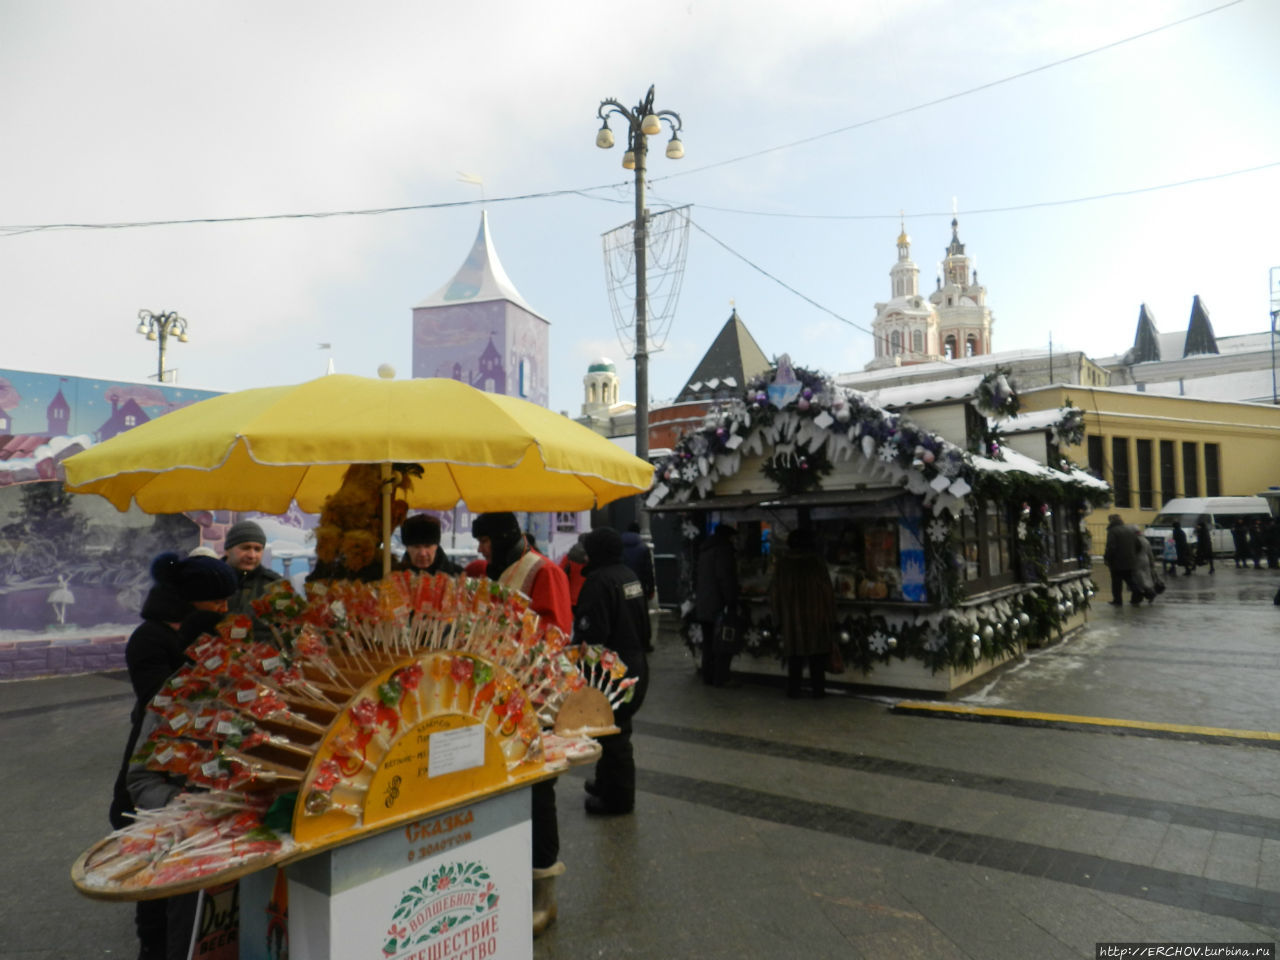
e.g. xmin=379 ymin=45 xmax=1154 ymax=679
xmin=286 ymin=787 xmax=532 ymax=960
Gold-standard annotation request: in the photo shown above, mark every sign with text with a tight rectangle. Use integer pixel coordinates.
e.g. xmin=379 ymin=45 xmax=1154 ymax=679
xmin=288 ymin=789 xmax=531 ymax=960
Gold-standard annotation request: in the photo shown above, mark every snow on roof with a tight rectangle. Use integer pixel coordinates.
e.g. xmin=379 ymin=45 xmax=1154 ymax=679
xmin=993 ymin=409 xmax=1063 ymax=433
xmin=971 ymin=446 xmax=1108 ymax=492
xmin=837 ymin=346 xmax=1087 ymax=387
xmin=856 ymin=375 xmax=985 ymax=408
xmin=1111 ymin=368 xmax=1280 ymax=404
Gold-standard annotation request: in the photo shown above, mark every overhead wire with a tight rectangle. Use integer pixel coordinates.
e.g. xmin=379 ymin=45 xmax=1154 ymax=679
xmin=0 ymin=1 xmax=1247 ymax=238
xmin=648 ymin=0 xmax=1247 ymax=184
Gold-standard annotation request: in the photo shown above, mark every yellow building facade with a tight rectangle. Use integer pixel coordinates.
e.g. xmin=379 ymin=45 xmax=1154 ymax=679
xmin=1018 ymin=385 xmax=1280 ymax=546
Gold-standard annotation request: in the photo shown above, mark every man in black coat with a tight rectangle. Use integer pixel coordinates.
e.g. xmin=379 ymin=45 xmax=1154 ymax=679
xmin=620 ymin=522 xmax=657 ymax=652
xmin=694 ymin=523 xmax=739 ymax=685
xmin=110 ymin=550 xmax=237 ymax=960
xmin=1102 ymin=514 xmax=1141 ymax=606
xmin=575 ymin=526 xmax=650 ymax=816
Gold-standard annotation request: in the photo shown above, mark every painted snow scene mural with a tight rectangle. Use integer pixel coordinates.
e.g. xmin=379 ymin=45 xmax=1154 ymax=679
xmin=0 ymin=369 xmax=233 ymax=653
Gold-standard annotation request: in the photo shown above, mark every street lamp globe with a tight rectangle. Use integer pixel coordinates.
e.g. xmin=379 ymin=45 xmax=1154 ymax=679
xmin=640 ymin=113 xmax=662 ymax=136
xmin=595 ymin=124 xmax=614 ymax=149
xmin=665 ymin=135 xmax=684 ymax=160
xmin=622 ymin=150 xmax=636 ymax=170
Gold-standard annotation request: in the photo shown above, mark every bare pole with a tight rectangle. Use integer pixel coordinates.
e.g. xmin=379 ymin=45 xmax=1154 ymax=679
xmin=595 ymin=86 xmax=683 ymax=541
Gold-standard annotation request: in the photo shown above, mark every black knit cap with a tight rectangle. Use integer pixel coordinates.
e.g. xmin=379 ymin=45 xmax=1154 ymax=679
xmin=150 ymin=551 xmax=238 ymax=602
xmin=401 ymin=514 xmax=442 ymax=546
xmin=471 ymin=512 xmax=520 ymax=542
xmin=583 ymin=526 xmax=624 ymax=566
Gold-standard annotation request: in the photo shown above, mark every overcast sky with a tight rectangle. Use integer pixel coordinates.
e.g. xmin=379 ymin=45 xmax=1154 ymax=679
xmin=3 ymin=0 xmax=1277 ymax=417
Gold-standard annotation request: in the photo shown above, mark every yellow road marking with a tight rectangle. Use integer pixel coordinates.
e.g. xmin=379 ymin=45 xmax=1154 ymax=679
xmin=893 ymin=701 xmax=1280 ymax=742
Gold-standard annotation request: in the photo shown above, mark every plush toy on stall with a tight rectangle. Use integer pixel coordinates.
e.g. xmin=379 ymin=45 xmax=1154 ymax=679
xmin=313 ymin=463 xmax=423 ymax=572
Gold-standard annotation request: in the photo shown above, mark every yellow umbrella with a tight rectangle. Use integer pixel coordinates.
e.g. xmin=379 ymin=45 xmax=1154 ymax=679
xmin=64 ymin=375 xmax=653 ymax=569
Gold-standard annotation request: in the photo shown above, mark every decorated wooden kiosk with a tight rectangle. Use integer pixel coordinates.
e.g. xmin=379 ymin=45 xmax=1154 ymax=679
xmin=650 ymin=358 xmax=1111 ymax=693
xmin=60 ymin=374 xmax=657 ymax=960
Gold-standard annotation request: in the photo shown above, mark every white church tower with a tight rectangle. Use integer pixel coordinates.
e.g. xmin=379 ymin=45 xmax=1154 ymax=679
xmin=930 ymin=218 xmax=993 ymax=360
xmin=867 ymin=218 xmax=995 ymax=370
xmin=867 ymin=225 xmax=940 ymax=369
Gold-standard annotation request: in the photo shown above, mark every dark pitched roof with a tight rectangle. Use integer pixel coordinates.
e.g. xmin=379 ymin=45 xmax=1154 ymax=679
xmin=1183 ymin=295 xmax=1219 ymax=357
xmin=1129 ymin=303 xmax=1162 ymax=363
xmin=675 ymin=310 xmax=772 ymax=402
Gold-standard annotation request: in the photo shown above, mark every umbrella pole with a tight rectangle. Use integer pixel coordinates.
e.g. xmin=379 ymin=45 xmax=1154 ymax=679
xmin=381 ymin=462 xmax=392 ymax=578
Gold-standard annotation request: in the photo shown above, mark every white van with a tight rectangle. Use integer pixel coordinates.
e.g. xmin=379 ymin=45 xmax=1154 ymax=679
xmin=1142 ymin=497 xmax=1272 ymax=557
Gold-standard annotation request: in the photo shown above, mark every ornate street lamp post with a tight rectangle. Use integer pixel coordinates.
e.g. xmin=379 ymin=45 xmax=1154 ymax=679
xmin=135 ymin=309 xmax=189 ymax=383
xmin=595 ymin=85 xmax=683 ymax=537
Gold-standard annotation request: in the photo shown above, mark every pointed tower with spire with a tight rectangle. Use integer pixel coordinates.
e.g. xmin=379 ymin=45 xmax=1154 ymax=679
xmin=1126 ymin=304 xmax=1162 ymax=364
xmin=929 ymin=218 xmax=993 ymax=360
xmin=1182 ymin=295 xmax=1219 ymax=358
xmin=411 ymin=211 xmax=549 ymax=405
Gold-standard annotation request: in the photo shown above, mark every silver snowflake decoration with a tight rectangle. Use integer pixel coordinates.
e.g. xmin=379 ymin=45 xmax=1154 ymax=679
xmin=877 ymin=441 xmax=898 ymax=463
xmin=682 ymin=463 xmax=699 ymax=483
xmin=924 ymin=631 xmax=948 ymax=652
xmin=744 ymin=627 xmax=762 ymax=650
xmin=927 ymin=519 xmax=950 ymax=543
xmin=681 ymin=520 xmax=701 ymax=540
xmin=868 ymin=630 xmax=889 ymax=654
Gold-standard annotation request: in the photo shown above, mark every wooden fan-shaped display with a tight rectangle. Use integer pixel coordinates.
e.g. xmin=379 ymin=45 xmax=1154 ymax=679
xmin=72 ymin=572 xmax=637 ymax=901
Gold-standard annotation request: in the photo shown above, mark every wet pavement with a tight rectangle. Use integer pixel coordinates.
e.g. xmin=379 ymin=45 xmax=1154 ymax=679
xmin=3 ymin=560 xmax=1278 ymax=959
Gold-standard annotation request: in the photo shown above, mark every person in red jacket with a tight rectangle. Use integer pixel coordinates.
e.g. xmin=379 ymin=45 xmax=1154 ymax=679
xmin=558 ymin=534 xmax=588 ymax=612
xmin=471 ymin=512 xmax=572 ymax=935
xmin=473 ymin=512 xmax=572 ymax=633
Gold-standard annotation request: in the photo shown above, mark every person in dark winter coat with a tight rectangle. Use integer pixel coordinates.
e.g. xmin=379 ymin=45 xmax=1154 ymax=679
xmin=693 ymin=524 xmax=740 ymax=686
xmin=1264 ymin=517 xmax=1280 ymax=569
xmin=771 ymin=529 xmax=835 ymax=697
xmin=222 ymin=520 xmax=282 ymax=639
xmin=396 ymin=514 xmax=460 ymax=575
xmin=111 ymin=551 xmax=237 ymax=960
xmin=574 ymin=526 xmax=650 ymax=815
xmin=1102 ymin=514 xmax=1141 ymax=605
xmin=1171 ymin=520 xmax=1193 ymax=576
xmin=1247 ymin=518 xmax=1265 ymax=569
xmin=620 ymin=523 xmax=657 ymax=652
xmin=1232 ymin=519 xmax=1250 ymax=568
xmin=1193 ymin=519 xmax=1215 ymax=574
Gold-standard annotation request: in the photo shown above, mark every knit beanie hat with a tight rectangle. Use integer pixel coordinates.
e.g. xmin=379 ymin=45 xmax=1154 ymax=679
xmin=401 ymin=514 xmax=442 ymax=547
xmin=150 ymin=551 xmax=238 ymax=602
xmin=225 ymin=520 xmax=267 ymax=550
xmin=583 ymin=526 xmax=624 ymax=566
xmin=471 ymin=512 xmax=520 ymax=542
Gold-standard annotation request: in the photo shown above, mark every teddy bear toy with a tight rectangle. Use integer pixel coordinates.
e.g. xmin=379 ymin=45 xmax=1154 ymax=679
xmin=313 ymin=463 xmax=421 ymax=572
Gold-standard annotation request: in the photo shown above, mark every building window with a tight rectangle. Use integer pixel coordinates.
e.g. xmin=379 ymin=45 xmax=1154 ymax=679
xmin=1086 ymin=435 xmax=1104 ymax=479
xmin=1182 ymin=442 xmax=1199 ymax=497
xmin=944 ymin=335 xmax=956 ymax=359
xmin=1136 ymin=439 xmax=1154 ymax=509
xmin=911 ymin=329 xmax=923 ymax=353
xmin=890 ymin=330 xmax=902 ymax=354
xmin=519 ymin=358 xmax=531 ymax=397
xmin=985 ymin=501 xmax=1012 ymax=579
xmin=124 ymin=415 xmax=137 ymax=427
xmin=1160 ymin=440 xmax=1176 ymax=503
xmin=1204 ymin=443 xmax=1220 ymax=497
xmin=965 ymin=337 xmax=977 ymax=357
xmin=1111 ymin=437 xmax=1131 ymax=508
